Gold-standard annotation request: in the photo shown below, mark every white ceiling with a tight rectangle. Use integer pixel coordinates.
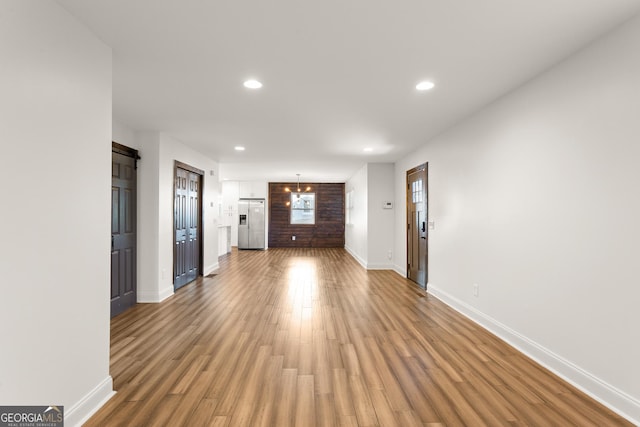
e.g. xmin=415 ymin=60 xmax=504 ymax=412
xmin=57 ymin=0 xmax=640 ymax=182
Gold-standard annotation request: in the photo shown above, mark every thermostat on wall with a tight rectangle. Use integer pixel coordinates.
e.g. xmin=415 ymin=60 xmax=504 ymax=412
xmin=382 ymin=201 xmax=393 ymax=209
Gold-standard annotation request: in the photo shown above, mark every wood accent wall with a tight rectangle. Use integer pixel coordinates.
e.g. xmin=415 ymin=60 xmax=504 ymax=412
xmin=269 ymin=182 xmax=345 ymax=248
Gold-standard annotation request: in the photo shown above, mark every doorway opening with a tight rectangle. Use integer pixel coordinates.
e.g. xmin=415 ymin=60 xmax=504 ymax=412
xmin=406 ymin=163 xmax=428 ymax=288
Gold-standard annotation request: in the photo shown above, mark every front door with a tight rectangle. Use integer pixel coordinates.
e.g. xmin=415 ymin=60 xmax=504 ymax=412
xmin=174 ymin=162 xmax=203 ymax=290
xmin=111 ymin=145 xmax=138 ymax=317
xmin=407 ymin=163 xmax=428 ymax=288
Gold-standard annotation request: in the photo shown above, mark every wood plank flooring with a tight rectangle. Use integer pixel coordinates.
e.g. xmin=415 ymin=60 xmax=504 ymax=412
xmin=86 ymin=248 xmax=632 ymax=426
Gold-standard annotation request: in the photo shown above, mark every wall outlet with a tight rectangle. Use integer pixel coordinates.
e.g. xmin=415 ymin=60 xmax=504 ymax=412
xmin=473 ymin=283 xmax=479 ymax=297
xmin=292 ymin=235 xmax=296 ymax=240
xmin=387 ymin=250 xmax=392 ymax=260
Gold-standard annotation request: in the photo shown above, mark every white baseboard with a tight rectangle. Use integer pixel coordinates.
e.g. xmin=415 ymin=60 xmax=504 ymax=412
xmin=392 ymin=263 xmax=406 ymax=277
xmin=366 ymin=263 xmax=394 ymax=270
xmin=64 ymin=376 xmax=115 ymax=427
xmin=427 ymin=285 xmax=640 ymax=425
xmin=344 ymin=246 xmax=367 ymax=269
xmin=204 ymin=262 xmax=220 ymax=276
xmin=138 ymin=285 xmax=174 ymax=303
xmin=344 ymin=246 xmax=396 ymax=271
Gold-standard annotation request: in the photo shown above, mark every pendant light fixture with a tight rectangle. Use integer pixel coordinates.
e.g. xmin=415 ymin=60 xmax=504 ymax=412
xmin=285 ymin=174 xmax=312 ymax=207
xmin=285 ymin=174 xmax=311 ymax=195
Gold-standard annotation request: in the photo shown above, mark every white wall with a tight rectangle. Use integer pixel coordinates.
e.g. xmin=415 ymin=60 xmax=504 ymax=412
xmin=0 ymin=2 xmax=113 ymax=425
xmin=112 ymin=120 xmax=136 ymax=147
xmin=394 ymin=14 xmax=640 ymax=423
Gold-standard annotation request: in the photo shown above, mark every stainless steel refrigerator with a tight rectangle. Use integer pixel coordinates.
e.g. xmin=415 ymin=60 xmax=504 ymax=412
xmin=238 ymin=198 xmax=265 ymax=250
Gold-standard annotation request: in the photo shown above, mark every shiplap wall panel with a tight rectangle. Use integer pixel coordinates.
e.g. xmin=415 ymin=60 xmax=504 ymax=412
xmin=269 ymin=183 xmax=345 ymax=248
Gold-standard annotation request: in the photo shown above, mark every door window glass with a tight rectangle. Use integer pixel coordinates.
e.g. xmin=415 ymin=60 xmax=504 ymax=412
xmin=412 ymin=179 xmax=423 ymax=210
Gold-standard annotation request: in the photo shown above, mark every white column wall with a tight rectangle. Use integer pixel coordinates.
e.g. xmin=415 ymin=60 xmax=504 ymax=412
xmin=345 ymin=164 xmax=368 ymax=266
xmin=394 ymin=14 xmax=640 ymax=422
xmin=346 ymin=163 xmax=395 ymax=269
xmin=133 ymin=132 xmax=164 ymax=302
xmin=0 ymin=2 xmax=113 ymax=425
xmin=131 ymin=131 xmax=220 ymax=302
xmin=366 ymin=163 xmax=395 ymax=269
xmin=112 ymin=126 xmax=220 ymax=303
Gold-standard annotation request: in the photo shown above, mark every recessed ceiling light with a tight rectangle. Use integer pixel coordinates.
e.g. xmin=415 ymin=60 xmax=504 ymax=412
xmin=363 ymin=147 xmax=373 ymax=152
xmin=234 ymin=146 xmax=245 ymax=151
xmin=416 ymin=81 xmax=435 ymax=91
xmin=243 ymin=79 xmax=262 ymax=89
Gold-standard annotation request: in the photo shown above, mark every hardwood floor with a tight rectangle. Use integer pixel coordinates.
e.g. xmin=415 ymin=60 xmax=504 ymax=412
xmin=86 ymin=248 xmax=632 ymax=426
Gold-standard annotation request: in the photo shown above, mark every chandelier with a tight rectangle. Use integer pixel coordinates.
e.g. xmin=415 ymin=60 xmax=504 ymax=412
xmin=285 ymin=174 xmax=311 ymax=206
xmin=285 ymin=174 xmax=311 ymax=195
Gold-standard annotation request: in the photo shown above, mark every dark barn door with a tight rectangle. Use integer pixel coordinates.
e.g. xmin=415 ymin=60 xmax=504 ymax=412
xmin=111 ymin=144 xmax=138 ymax=317
xmin=174 ymin=162 xmax=203 ymax=290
